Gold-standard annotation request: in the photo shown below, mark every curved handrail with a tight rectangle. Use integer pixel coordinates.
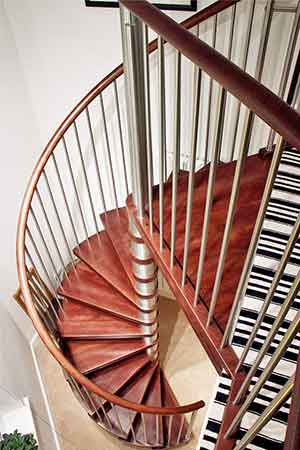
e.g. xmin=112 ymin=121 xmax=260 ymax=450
xmin=16 ymin=1 xmax=239 ymax=416
xmin=120 ymin=0 xmax=300 ymax=149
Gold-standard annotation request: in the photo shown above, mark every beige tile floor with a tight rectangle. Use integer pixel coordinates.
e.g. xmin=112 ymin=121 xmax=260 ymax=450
xmin=34 ymin=296 xmax=218 ymax=450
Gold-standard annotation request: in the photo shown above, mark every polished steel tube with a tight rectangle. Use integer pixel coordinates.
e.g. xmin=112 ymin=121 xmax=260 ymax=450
xmin=181 ymin=67 xmax=201 ymax=286
xmin=42 ymin=171 xmax=75 ymax=265
xmin=203 ymin=14 xmax=217 ymax=164
xmin=156 ymin=414 xmax=160 ymax=446
xmin=141 ymin=413 xmax=148 ymax=444
xmin=207 ymin=108 xmax=253 ymax=324
xmin=176 ymin=415 xmax=185 ymax=445
xmin=73 ymin=121 xmax=99 ymax=233
xmin=170 ymin=50 xmax=181 ymax=269
xmin=236 ymin=212 xmax=300 ymax=372
xmin=143 ymin=24 xmax=154 ymax=235
xmin=158 ymin=35 xmax=166 ymax=250
xmin=85 ymin=106 xmax=107 ymax=213
xmin=99 ymin=93 xmax=118 ymax=209
xmin=221 ymin=136 xmax=284 ymax=347
xmin=29 ymin=207 xmax=60 ymax=282
xmin=231 ymin=378 xmax=293 ymax=450
xmin=227 ymin=310 xmax=300 ymax=438
xmin=194 ymin=85 xmax=226 ymax=304
xmin=113 ymin=80 xmax=129 ymax=196
xmin=230 ymin=0 xmax=256 ymax=161
xmin=267 ymin=1 xmax=300 ymax=151
xmin=51 ymin=153 xmax=79 ymax=247
xmin=111 ymin=404 xmax=125 ymax=437
xmin=62 ymin=136 xmax=89 ymax=242
xmin=233 ymin=266 xmax=300 ymax=405
xmin=167 ymin=415 xmax=174 ymax=446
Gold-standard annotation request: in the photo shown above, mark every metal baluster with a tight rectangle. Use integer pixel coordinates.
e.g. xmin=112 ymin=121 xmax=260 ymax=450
xmin=236 ymin=212 xmax=300 ymax=372
xmin=203 ymin=14 xmax=217 ymax=165
xmin=42 ymin=171 xmax=75 ymax=266
xmin=226 ymin=309 xmax=300 ymax=438
xmin=110 ymin=404 xmax=125 ymax=437
xmin=267 ymin=1 xmax=300 ymax=151
xmin=113 ymin=80 xmax=129 ymax=196
xmin=141 ymin=413 xmax=148 ymax=444
xmin=51 ymin=153 xmax=79 ymax=246
xmin=194 ymin=85 xmax=226 ymax=304
xmin=158 ymin=36 xmax=166 ymax=250
xmin=29 ymin=207 xmax=61 ymax=283
xmin=85 ymin=106 xmax=107 ymax=213
xmin=181 ymin=67 xmax=202 ymax=286
xmin=84 ymin=388 xmax=112 ymax=430
xmin=230 ymin=0 xmax=256 ymax=161
xmin=231 ymin=378 xmax=293 ymax=450
xmin=176 ymin=415 xmax=185 ymax=445
xmin=35 ymin=188 xmax=67 ymax=276
xmin=170 ymin=50 xmax=181 ymax=269
xmin=30 ymin=286 xmax=57 ymax=335
xmin=143 ymin=24 xmax=154 ymax=235
xmin=156 ymin=414 xmax=160 ymax=446
xmin=233 ymin=265 xmax=300 ymax=405
xmin=73 ymin=121 xmax=99 ymax=234
xmin=222 ymin=136 xmax=284 ymax=347
xmin=62 ymin=136 xmax=89 ymax=241
xmin=130 ymin=419 xmax=137 ymax=443
xmin=167 ymin=415 xmax=174 ymax=446
xmin=185 ymin=410 xmax=197 ymax=441
xmin=99 ymin=93 xmax=118 ymax=209
xmin=25 ymin=245 xmax=60 ymax=320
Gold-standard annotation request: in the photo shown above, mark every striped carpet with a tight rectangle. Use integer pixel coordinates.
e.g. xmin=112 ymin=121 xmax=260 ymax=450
xmin=199 ymin=147 xmax=300 ymax=450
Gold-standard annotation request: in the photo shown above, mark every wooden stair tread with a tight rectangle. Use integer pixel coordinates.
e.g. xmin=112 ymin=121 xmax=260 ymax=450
xmin=100 ymin=208 xmax=136 ymax=289
xmin=152 ymin=153 xmax=272 ymax=330
xmin=107 ymin=362 xmax=158 ymax=438
xmin=161 ymin=372 xmax=189 ymax=446
xmin=87 ymin=353 xmax=152 ymax=414
xmin=58 ymin=262 xmax=148 ymax=324
xmin=134 ymin=366 xmax=164 ymax=447
xmin=64 ymin=338 xmax=153 ymax=375
xmin=74 ymin=231 xmax=140 ymax=309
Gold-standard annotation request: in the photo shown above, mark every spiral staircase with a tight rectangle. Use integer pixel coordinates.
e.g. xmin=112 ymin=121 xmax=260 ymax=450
xmin=16 ymin=1 xmax=300 ymax=449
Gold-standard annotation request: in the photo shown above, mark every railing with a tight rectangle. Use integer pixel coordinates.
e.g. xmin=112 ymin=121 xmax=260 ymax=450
xmin=16 ymin=0 xmax=300 ymax=448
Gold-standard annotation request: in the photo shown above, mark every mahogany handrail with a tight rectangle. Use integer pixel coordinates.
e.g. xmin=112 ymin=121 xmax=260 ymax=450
xmin=16 ymin=0 xmax=239 ymax=416
xmin=120 ymin=0 xmax=300 ymax=149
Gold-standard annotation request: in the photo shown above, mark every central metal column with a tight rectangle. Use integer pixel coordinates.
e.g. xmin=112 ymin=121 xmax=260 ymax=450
xmin=120 ymin=5 xmax=159 ymax=360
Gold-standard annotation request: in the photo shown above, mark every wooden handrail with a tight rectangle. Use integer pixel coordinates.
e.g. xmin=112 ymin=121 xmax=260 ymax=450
xmin=120 ymin=0 xmax=300 ymax=149
xmin=16 ymin=1 xmax=239 ymax=417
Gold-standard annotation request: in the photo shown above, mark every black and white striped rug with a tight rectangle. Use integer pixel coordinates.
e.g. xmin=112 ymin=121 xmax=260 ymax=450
xmin=199 ymin=147 xmax=300 ymax=450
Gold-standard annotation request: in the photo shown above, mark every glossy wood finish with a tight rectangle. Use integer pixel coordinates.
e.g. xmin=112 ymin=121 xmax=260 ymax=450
xmin=65 ymin=338 xmax=154 ymax=375
xmin=58 ymin=300 xmax=150 ymax=339
xmin=58 ymin=262 xmax=149 ymax=324
xmin=120 ymin=0 xmax=300 ymax=149
xmin=152 ymin=153 xmax=272 ymax=331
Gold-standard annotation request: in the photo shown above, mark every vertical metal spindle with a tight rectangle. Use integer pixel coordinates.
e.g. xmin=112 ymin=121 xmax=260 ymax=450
xmin=186 ymin=410 xmax=197 ymax=441
xmin=221 ymin=136 xmax=284 ymax=348
xmin=167 ymin=415 xmax=174 ymax=446
xmin=230 ymin=0 xmax=256 ymax=161
xmin=73 ymin=121 xmax=99 ymax=234
xmin=231 ymin=379 xmax=293 ymax=450
xmin=155 ymin=414 xmax=160 ymax=446
xmin=233 ymin=267 xmax=300 ymax=406
xmin=236 ymin=212 xmax=300 ymax=372
xmin=194 ymin=85 xmax=226 ymax=304
xmin=141 ymin=413 xmax=148 ymax=444
xmin=203 ymin=14 xmax=217 ymax=164
xmin=110 ymin=404 xmax=125 ymax=437
xmin=62 ymin=136 xmax=89 ymax=242
xmin=266 ymin=1 xmax=300 ymax=151
xmin=158 ymin=36 xmax=166 ymax=250
xmin=181 ymin=67 xmax=202 ymax=286
xmin=85 ymin=106 xmax=107 ymax=213
xmin=170 ymin=50 xmax=181 ymax=269
xmin=113 ymin=80 xmax=129 ymax=196
xmin=176 ymin=415 xmax=185 ymax=445
xmin=143 ymin=24 xmax=154 ymax=235
xmin=51 ymin=153 xmax=80 ymax=246
xmin=130 ymin=419 xmax=137 ymax=443
xmin=42 ymin=171 xmax=75 ymax=266
xmin=99 ymin=93 xmax=118 ymax=209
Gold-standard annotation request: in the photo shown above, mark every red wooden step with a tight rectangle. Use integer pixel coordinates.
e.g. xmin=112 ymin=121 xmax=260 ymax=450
xmin=106 ymin=362 xmax=158 ymax=437
xmin=58 ymin=262 xmax=149 ymax=325
xmin=161 ymin=372 xmax=189 ymax=446
xmin=134 ymin=366 xmax=164 ymax=447
xmin=65 ymin=338 xmax=153 ymax=375
xmin=73 ymin=231 xmax=141 ymax=309
xmin=87 ymin=353 xmax=152 ymax=414
xmin=100 ymin=208 xmax=136 ymax=288
xmin=58 ymin=300 xmax=149 ymax=339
